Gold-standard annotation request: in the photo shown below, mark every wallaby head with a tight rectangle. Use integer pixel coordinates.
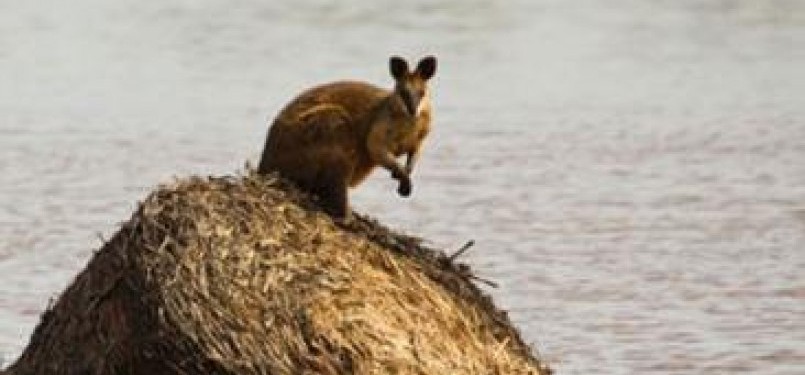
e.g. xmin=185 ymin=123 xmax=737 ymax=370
xmin=389 ymin=56 xmax=437 ymax=117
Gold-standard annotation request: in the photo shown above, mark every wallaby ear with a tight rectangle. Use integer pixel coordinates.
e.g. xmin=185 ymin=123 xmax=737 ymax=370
xmin=389 ymin=56 xmax=409 ymax=80
xmin=415 ymin=56 xmax=437 ymax=80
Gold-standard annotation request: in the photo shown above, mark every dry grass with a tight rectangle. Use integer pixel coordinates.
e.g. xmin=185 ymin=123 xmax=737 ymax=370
xmin=4 ymin=171 xmax=551 ymax=374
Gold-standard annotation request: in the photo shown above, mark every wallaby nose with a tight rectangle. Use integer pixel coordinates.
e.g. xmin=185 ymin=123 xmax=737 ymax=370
xmin=400 ymin=90 xmax=417 ymax=116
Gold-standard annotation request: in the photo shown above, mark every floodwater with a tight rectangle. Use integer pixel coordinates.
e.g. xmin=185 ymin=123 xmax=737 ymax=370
xmin=1 ymin=0 xmax=804 ymax=373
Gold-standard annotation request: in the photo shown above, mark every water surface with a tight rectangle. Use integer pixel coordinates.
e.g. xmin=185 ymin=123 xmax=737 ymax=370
xmin=1 ymin=1 xmax=804 ymax=373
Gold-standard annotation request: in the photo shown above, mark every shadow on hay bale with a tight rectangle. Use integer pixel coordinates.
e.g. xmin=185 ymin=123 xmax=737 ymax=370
xmin=4 ymin=172 xmax=552 ymax=375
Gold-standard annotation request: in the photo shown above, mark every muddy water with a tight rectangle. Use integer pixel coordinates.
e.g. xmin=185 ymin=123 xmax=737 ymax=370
xmin=1 ymin=1 xmax=804 ymax=373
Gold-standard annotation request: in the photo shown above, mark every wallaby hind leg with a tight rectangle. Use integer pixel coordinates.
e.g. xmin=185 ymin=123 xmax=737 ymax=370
xmin=313 ymin=165 xmax=351 ymax=220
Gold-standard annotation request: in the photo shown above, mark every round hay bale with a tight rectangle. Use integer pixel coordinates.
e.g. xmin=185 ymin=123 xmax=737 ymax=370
xmin=4 ymin=172 xmax=551 ymax=374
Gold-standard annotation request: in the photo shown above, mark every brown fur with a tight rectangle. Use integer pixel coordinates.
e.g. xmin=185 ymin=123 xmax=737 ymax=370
xmin=258 ymin=56 xmax=437 ymax=219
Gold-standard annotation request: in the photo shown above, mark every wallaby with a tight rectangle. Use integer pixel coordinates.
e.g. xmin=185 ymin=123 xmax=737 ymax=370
xmin=257 ymin=56 xmax=437 ymax=219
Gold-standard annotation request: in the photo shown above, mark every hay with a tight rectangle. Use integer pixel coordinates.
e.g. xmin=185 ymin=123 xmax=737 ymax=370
xmin=4 ymin=171 xmax=551 ymax=374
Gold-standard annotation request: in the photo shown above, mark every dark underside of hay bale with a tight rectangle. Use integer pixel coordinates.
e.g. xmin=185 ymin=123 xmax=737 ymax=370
xmin=3 ymin=172 xmax=551 ymax=375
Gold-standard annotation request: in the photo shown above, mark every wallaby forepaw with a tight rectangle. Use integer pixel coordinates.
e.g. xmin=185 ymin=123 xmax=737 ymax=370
xmin=397 ymin=180 xmax=412 ymax=197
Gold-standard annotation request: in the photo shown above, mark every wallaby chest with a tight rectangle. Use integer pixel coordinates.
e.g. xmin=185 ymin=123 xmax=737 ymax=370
xmin=374 ymin=110 xmax=430 ymax=155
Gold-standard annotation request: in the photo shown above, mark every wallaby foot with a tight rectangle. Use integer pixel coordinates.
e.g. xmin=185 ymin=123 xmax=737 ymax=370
xmin=319 ymin=186 xmax=350 ymax=219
